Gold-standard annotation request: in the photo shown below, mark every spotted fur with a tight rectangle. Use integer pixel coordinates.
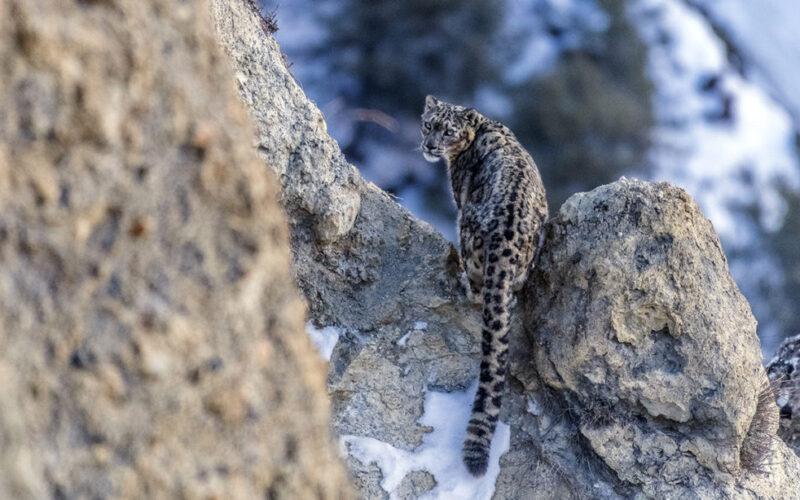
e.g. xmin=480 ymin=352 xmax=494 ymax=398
xmin=421 ymin=95 xmax=548 ymax=476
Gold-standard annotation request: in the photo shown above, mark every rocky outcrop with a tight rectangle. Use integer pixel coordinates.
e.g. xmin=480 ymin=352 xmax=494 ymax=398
xmin=0 ymin=0 xmax=351 ymax=498
xmin=212 ymin=2 xmax=800 ymax=499
xmin=210 ymin=0 xmax=481 ymax=455
xmin=508 ymin=179 xmax=797 ymax=498
xmin=768 ymin=334 xmax=800 ymax=456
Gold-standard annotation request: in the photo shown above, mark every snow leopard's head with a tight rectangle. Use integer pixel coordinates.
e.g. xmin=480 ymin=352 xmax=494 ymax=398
xmin=420 ymin=95 xmax=480 ymax=163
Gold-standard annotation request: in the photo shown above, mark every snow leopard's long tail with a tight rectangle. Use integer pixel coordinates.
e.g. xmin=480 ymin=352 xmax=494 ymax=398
xmin=462 ymin=234 xmax=514 ymax=477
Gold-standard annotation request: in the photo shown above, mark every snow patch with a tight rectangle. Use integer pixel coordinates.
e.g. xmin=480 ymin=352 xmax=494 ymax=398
xmin=396 ymin=332 xmax=412 ymax=347
xmin=526 ymin=395 xmax=543 ymax=416
xmin=342 ymin=384 xmax=510 ymax=500
xmin=690 ymin=0 xmax=800 ymax=127
xmin=397 ymin=322 xmax=429 ymax=347
xmin=305 ymin=321 xmax=342 ymax=361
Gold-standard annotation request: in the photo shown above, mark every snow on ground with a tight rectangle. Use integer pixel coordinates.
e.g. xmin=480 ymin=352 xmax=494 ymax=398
xmin=526 ymin=394 xmax=544 ymax=417
xmin=631 ymin=0 xmax=800 ymax=243
xmin=305 ymin=321 xmax=342 ymax=361
xmin=396 ymin=332 xmax=413 ymax=348
xmin=397 ymin=322 xmax=429 ymax=347
xmin=342 ymin=384 xmax=510 ymax=500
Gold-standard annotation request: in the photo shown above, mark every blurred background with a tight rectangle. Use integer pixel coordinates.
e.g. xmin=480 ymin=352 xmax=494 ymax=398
xmin=259 ymin=0 xmax=800 ymax=357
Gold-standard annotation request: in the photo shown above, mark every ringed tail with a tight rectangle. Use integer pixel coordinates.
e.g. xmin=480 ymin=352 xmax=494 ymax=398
xmin=462 ymin=233 xmax=514 ymax=476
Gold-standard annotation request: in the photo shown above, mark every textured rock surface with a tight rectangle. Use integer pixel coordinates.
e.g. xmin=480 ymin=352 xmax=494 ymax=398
xmin=0 ymin=0 xmax=350 ymax=498
xmin=509 ymin=179 xmax=799 ymax=498
xmin=211 ymin=2 xmax=800 ymax=499
xmin=767 ymin=334 xmax=800 ymax=455
xmin=395 ymin=470 xmax=437 ymax=500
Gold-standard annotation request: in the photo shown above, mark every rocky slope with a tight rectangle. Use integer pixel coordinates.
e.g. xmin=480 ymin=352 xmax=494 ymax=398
xmin=0 ymin=0 xmax=350 ymax=498
xmin=213 ymin=1 xmax=800 ymax=498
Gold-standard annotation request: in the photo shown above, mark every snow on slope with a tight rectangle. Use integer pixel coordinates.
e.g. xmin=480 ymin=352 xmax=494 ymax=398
xmin=305 ymin=321 xmax=342 ymax=361
xmin=304 ymin=322 xmax=508 ymax=498
xmin=502 ymin=0 xmax=610 ymax=86
xmin=631 ymin=0 xmax=800 ymax=242
xmin=342 ymin=385 xmax=510 ymax=500
xmin=689 ymin=0 xmax=800 ymax=128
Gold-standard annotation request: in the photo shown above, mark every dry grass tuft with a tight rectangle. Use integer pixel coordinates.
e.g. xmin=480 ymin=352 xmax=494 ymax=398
xmin=740 ymin=379 xmax=781 ymax=473
xmin=244 ymin=0 xmax=278 ymax=35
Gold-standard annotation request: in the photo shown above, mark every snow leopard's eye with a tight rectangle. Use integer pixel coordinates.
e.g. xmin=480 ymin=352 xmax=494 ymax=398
xmin=423 ymin=122 xmax=432 ymax=130
xmin=444 ymin=128 xmax=454 ymax=137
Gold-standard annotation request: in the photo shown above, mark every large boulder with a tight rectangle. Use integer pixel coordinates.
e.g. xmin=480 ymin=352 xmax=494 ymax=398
xmin=508 ymin=179 xmax=798 ymax=498
xmin=0 ymin=0 xmax=351 ymax=498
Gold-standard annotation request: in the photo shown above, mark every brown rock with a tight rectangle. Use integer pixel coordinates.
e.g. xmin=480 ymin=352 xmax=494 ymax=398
xmin=0 ymin=0 xmax=351 ymax=498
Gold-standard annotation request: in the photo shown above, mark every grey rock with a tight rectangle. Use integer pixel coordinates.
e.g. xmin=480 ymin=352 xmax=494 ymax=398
xmin=345 ymin=454 xmax=391 ymax=500
xmin=508 ymin=179 xmax=799 ymax=499
xmin=396 ymin=470 xmax=437 ymax=500
xmin=211 ymin=3 xmax=800 ymax=499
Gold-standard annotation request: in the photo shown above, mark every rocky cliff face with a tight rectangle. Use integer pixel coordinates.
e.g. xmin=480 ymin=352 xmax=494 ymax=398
xmin=212 ymin=1 xmax=800 ymax=499
xmin=0 ymin=0 xmax=350 ymax=498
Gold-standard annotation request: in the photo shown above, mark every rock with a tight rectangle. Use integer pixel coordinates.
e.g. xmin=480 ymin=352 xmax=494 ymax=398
xmin=395 ymin=470 xmax=437 ymax=499
xmin=767 ymin=333 xmax=800 ymax=455
xmin=344 ymin=455 xmax=391 ymax=500
xmin=533 ymin=179 xmax=760 ymax=459
xmin=210 ymin=3 xmax=800 ymax=499
xmin=509 ymin=179 xmax=798 ymax=498
xmin=0 ymin=0 xmax=350 ymax=498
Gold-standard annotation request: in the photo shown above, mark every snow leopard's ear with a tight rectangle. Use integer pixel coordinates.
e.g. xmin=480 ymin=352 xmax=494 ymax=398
xmin=425 ymin=95 xmax=440 ymax=109
xmin=463 ymin=108 xmax=480 ymax=124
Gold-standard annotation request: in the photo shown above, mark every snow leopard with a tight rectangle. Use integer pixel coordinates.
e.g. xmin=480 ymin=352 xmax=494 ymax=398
xmin=420 ymin=95 xmax=548 ymax=476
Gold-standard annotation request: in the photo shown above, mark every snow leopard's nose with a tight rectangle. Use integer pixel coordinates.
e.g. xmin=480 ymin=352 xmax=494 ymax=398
xmin=423 ymin=135 xmax=437 ymax=151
